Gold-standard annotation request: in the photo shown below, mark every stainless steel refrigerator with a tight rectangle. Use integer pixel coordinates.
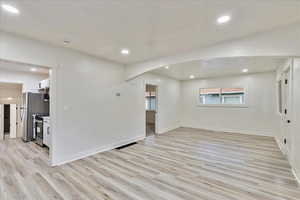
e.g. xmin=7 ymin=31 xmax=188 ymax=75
xmin=21 ymin=93 xmax=49 ymax=142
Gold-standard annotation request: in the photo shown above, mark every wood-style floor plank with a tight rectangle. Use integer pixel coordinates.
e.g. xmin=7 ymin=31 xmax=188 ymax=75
xmin=0 ymin=127 xmax=299 ymax=200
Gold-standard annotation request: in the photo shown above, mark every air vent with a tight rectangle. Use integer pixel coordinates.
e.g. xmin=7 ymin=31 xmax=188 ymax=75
xmin=115 ymin=142 xmax=137 ymax=150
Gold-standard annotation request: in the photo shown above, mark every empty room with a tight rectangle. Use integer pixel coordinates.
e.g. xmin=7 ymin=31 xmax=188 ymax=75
xmin=0 ymin=0 xmax=300 ymax=199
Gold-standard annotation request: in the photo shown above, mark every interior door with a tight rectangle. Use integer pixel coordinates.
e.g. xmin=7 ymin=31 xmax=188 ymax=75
xmin=10 ymin=104 xmax=17 ymax=139
xmin=0 ymin=104 xmax=4 ymax=140
xmin=282 ymin=68 xmax=292 ymax=154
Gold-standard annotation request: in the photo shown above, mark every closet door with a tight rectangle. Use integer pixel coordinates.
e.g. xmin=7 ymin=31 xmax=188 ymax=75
xmin=0 ymin=105 xmax=4 ymax=140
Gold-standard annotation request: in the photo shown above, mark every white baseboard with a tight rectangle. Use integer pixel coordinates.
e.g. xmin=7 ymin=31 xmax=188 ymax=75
xmin=292 ymin=168 xmax=300 ymax=185
xmin=51 ymin=135 xmax=145 ymax=166
xmin=157 ymin=123 xmax=180 ymax=134
xmin=275 ymin=137 xmax=300 ymax=185
xmin=181 ymin=125 xmax=273 ymax=137
xmin=275 ymin=137 xmax=286 ymax=155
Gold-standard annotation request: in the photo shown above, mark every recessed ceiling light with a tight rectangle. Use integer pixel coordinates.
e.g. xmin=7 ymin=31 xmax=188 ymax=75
xmin=165 ymin=66 xmax=169 ymax=69
xmin=7 ymin=97 xmax=13 ymax=100
xmin=217 ymin=15 xmax=231 ymax=24
xmin=30 ymin=68 xmax=37 ymax=72
xmin=1 ymin=4 xmax=19 ymax=14
xmin=189 ymin=75 xmax=195 ymax=79
xmin=121 ymin=48 xmax=130 ymax=55
xmin=242 ymin=69 xmax=249 ymax=73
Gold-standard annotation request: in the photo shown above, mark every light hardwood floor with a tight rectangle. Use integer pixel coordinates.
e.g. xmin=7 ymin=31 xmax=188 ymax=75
xmin=0 ymin=127 xmax=299 ymax=200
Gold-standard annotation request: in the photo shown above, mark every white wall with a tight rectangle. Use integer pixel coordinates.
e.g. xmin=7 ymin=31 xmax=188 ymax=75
xmin=0 ymin=31 xmax=146 ymax=165
xmin=181 ymin=72 xmax=280 ymax=136
xmin=0 ymin=68 xmax=48 ymax=92
xmin=131 ymin=73 xmax=181 ymax=134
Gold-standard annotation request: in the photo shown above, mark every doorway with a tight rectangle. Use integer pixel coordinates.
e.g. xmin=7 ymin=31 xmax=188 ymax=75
xmin=0 ymin=59 xmax=54 ymax=165
xmin=0 ymin=104 xmax=17 ymax=140
xmin=145 ymin=84 xmax=157 ymax=136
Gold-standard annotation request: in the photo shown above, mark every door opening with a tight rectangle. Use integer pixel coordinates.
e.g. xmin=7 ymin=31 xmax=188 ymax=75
xmin=145 ymin=84 xmax=157 ymax=136
xmin=1 ymin=104 xmax=17 ymax=140
xmin=4 ymin=104 xmax=10 ymax=139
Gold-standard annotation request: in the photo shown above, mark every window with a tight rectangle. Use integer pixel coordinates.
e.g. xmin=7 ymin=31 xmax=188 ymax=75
xmin=199 ymin=88 xmax=221 ymax=104
xmin=200 ymin=87 xmax=245 ymax=105
xmin=145 ymin=91 xmax=156 ymax=110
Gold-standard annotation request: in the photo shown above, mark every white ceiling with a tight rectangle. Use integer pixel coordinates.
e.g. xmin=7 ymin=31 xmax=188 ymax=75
xmin=1 ymin=0 xmax=300 ymax=64
xmin=0 ymin=59 xmax=49 ymax=74
xmin=151 ymin=57 xmax=287 ymax=80
xmin=0 ymin=82 xmax=22 ymax=89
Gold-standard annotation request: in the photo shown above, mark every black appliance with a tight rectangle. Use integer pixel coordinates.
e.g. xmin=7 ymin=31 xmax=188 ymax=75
xmin=21 ymin=93 xmax=49 ymax=142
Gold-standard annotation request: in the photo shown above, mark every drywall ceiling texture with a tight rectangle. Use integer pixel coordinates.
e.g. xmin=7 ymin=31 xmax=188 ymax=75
xmin=0 ymin=59 xmax=49 ymax=74
xmin=0 ymin=68 xmax=48 ymax=92
xmin=152 ymin=57 xmax=287 ymax=80
xmin=126 ymin=23 xmax=300 ymax=79
xmin=1 ymin=0 xmax=300 ymax=64
xmin=180 ymin=72 xmax=280 ymax=136
xmin=0 ymin=82 xmax=22 ymax=104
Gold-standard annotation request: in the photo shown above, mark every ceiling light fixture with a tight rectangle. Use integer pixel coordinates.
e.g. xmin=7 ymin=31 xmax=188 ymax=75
xmin=217 ymin=15 xmax=231 ymax=24
xmin=121 ymin=48 xmax=130 ymax=55
xmin=7 ymin=97 xmax=13 ymax=100
xmin=242 ymin=68 xmax=249 ymax=73
xmin=63 ymin=40 xmax=71 ymax=45
xmin=30 ymin=68 xmax=37 ymax=72
xmin=165 ymin=66 xmax=169 ymax=69
xmin=189 ymin=75 xmax=195 ymax=79
xmin=1 ymin=4 xmax=19 ymax=14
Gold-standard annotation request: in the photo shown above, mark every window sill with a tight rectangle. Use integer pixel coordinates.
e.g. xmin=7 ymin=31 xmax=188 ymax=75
xmin=197 ymin=104 xmax=249 ymax=108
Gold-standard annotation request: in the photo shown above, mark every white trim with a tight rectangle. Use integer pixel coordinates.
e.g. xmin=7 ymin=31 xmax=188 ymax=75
xmin=157 ymin=123 xmax=180 ymax=134
xmin=275 ymin=137 xmax=287 ymax=156
xmin=197 ymin=104 xmax=248 ymax=108
xmin=275 ymin=136 xmax=300 ymax=185
xmin=198 ymin=86 xmax=249 ymax=107
xmin=51 ymin=135 xmax=145 ymax=166
xmin=292 ymin=168 xmax=300 ymax=185
xmin=182 ymin=126 xmax=274 ymax=137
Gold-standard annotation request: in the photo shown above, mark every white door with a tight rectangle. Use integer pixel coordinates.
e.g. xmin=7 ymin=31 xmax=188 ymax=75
xmin=282 ymin=68 xmax=292 ymax=155
xmin=10 ymin=104 xmax=17 ymax=139
xmin=0 ymin=104 xmax=3 ymax=140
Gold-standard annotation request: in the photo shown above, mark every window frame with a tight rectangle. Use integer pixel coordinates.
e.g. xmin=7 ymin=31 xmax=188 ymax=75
xmin=198 ymin=87 xmax=248 ymax=108
xmin=145 ymin=89 xmax=157 ymax=111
